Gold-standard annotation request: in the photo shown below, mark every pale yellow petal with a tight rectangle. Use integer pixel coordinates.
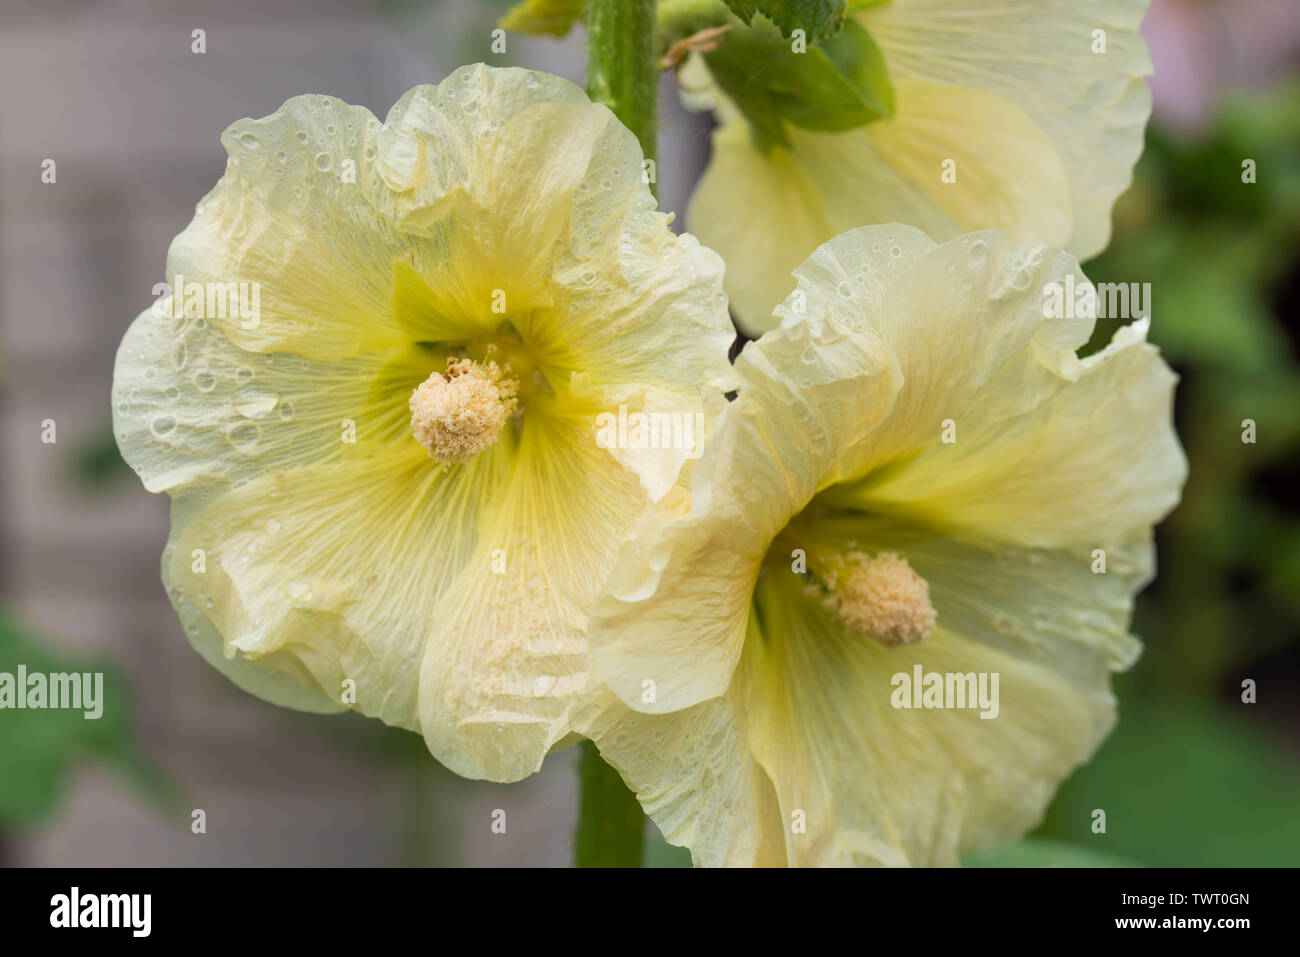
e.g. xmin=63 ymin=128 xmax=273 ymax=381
xmin=418 ymin=412 xmax=642 ymax=782
xmin=166 ymin=439 xmax=506 ymax=733
xmin=587 ymin=231 xmax=916 ymax=713
xmin=860 ymin=0 xmax=1153 ymax=257
xmin=734 ymin=553 xmax=1131 ymax=866
xmin=862 ymin=79 xmax=1073 ymax=249
xmin=113 ymin=305 xmax=416 ymax=494
xmin=163 ymin=493 xmax=345 ymax=717
xmin=818 ymin=231 xmax=1186 ymax=547
xmin=690 ymin=80 xmax=1071 ymax=335
xmin=167 ymin=94 xmax=409 ymax=360
xmin=573 ymin=675 xmax=787 ymax=867
xmin=167 ymin=65 xmax=729 ymax=360
xmin=685 ymin=0 xmax=1151 ymax=333
xmin=685 ymin=123 xmax=831 ymax=332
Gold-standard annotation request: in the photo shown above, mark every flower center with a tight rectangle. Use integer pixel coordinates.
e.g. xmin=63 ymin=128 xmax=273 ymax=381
xmin=822 ymin=551 xmax=936 ymax=647
xmin=409 ymin=355 xmax=518 ymax=464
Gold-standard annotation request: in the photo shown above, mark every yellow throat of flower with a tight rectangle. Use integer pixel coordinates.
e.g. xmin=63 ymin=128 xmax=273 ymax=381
xmin=409 ymin=355 xmax=519 ymax=464
xmin=823 ymin=551 xmax=936 ymax=647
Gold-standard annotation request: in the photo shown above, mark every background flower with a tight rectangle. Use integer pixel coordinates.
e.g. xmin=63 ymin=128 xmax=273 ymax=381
xmin=684 ymin=0 xmax=1154 ymax=333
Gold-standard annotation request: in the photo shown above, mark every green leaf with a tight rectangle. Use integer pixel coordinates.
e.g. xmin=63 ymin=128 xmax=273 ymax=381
xmin=722 ymin=1 xmax=846 ymax=41
xmin=0 ymin=609 xmax=175 ymax=828
xmin=69 ymin=419 xmax=133 ymax=491
xmin=704 ymin=16 xmax=894 ymax=149
xmin=1036 ymin=696 xmax=1300 ymax=866
xmin=500 ymin=0 xmax=585 ymax=37
xmin=964 ymin=838 xmax=1140 ymax=868
xmin=818 ymin=19 xmax=893 ymax=118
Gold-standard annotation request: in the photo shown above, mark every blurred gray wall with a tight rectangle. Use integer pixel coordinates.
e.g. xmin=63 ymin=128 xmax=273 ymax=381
xmin=0 ymin=0 xmax=706 ymax=867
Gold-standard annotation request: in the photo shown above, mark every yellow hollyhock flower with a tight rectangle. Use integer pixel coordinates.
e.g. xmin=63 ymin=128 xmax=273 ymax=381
xmin=576 ymin=225 xmax=1186 ymax=866
xmin=686 ymin=0 xmax=1154 ymax=334
xmin=112 ymin=64 xmax=735 ymax=782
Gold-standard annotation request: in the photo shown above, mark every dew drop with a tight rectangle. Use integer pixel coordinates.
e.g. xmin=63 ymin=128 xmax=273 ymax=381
xmin=233 ymin=388 xmax=278 ymax=419
xmin=225 ymin=420 xmax=261 ymax=451
xmin=150 ymin=414 xmax=177 ymax=439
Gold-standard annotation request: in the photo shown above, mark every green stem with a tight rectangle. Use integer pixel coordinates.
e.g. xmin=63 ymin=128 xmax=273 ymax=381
xmin=574 ymin=740 xmax=645 ymax=867
xmin=656 ymin=0 xmax=731 ymax=47
xmin=586 ymin=0 xmax=659 ymax=165
xmin=574 ymin=0 xmax=657 ymax=870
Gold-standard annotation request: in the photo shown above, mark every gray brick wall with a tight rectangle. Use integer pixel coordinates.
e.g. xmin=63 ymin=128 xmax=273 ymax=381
xmin=0 ymin=0 xmax=694 ymax=867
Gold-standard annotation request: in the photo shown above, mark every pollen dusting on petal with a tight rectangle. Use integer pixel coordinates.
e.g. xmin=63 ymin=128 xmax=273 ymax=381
xmin=824 ymin=551 xmax=936 ymax=647
xmin=409 ymin=357 xmax=518 ymax=464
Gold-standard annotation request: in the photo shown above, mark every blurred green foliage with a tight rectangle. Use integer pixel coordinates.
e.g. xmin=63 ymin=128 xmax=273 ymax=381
xmin=1032 ymin=81 xmax=1300 ymax=866
xmin=965 ymin=838 xmax=1138 ymax=868
xmin=0 ymin=611 xmax=173 ymax=828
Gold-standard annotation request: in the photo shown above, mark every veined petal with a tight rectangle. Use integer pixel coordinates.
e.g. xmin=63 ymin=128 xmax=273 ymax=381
xmin=166 ymin=65 xmax=728 ymax=361
xmin=819 ymin=231 xmax=1186 ymax=547
xmin=418 ymin=412 xmax=643 ymax=782
xmin=860 ymin=0 xmax=1153 ymax=258
xmin=690 ymin=81 xmax=1072 ymax=336
xmin=734 ymin=565 xmax=1122 ymax=866
xmin=863 ymin=79 xmax=1073 ymax=251
xmin=113 ymin=306 xmax=413 ymax=494
xmin=167 ymin=94 xmax=408 ymax=360
xmin=684 ymin=123 xmax=833 ymax=333
xmin=573 ymin=676 xmax=787 ymax=867
xmin=798 ymin=514 xmax=1150 ymax=683
xmin=684 ymin=0 xmax=1151 ymax=334
xmin=166 ymin=439 xmax=507 ymax=732
xmin=587 ymin=233 xmax=913 ymax=713
xmin=163 ymin=492 xmax=345 ymax=717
